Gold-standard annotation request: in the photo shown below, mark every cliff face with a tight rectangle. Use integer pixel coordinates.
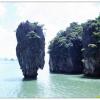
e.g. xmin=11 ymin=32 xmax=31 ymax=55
xmin=82 ymin=17 xmax=100 ymax=77
xmin=16 ymin=21 xmax=45 ymax=79
xmin=48 ymin=22 xmax=83 ymax=74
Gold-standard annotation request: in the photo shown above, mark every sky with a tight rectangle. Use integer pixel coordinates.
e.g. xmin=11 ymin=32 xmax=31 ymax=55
xmin=0 ymin=2 xmax=100 ymax=59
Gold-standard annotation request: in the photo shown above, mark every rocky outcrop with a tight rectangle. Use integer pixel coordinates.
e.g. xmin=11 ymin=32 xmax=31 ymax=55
xmin=82 ymin=16 xmax=100 ymax=77
xmin=16 ymin=21 xmax=45 ymax=79
xmin=48 ymin=22 xmax=83 ymax=74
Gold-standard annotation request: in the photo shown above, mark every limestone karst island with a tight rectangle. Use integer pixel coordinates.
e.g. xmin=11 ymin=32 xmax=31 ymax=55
xmin=16 ymin=21 xmax=45 ymax=79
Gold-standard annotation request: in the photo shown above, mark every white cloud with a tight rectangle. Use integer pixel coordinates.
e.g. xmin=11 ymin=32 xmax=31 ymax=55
xmin=0 ymin=3 xmax=6 ymax=18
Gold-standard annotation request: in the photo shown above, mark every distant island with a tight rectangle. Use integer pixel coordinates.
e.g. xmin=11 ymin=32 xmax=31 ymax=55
xmin=0 ymin=58 xmax=17 ymax=61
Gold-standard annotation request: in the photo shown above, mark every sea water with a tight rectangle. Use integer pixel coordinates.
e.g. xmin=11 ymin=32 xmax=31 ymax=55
xmin=0 ymin=58 xmax=100 ymax=98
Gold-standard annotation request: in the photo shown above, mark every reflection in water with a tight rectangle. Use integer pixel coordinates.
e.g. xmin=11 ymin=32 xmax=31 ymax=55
xmin=0 ymin=60 xmax=100 ymax=98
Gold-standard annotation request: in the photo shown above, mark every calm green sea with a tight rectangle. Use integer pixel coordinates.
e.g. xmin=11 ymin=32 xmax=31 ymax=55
xmin=0 ymin=58 xmax=100 ymax=98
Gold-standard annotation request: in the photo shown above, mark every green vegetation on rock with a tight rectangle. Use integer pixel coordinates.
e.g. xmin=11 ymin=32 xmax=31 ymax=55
xmin=48 ymin=22 xmax=83 ymax=74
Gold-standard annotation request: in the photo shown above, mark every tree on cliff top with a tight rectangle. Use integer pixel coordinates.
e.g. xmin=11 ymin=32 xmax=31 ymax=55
xmin=48 ymin=22 xmax=83 ymax=54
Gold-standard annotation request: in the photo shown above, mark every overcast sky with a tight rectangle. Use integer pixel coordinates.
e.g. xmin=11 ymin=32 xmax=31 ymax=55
xmin=0 ymin=2 xmax=100 ymax=59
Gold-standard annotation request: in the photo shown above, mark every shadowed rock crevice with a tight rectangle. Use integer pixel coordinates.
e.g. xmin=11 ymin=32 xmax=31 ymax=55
xmin=16 ymin=21 xmax=45 ymax=80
